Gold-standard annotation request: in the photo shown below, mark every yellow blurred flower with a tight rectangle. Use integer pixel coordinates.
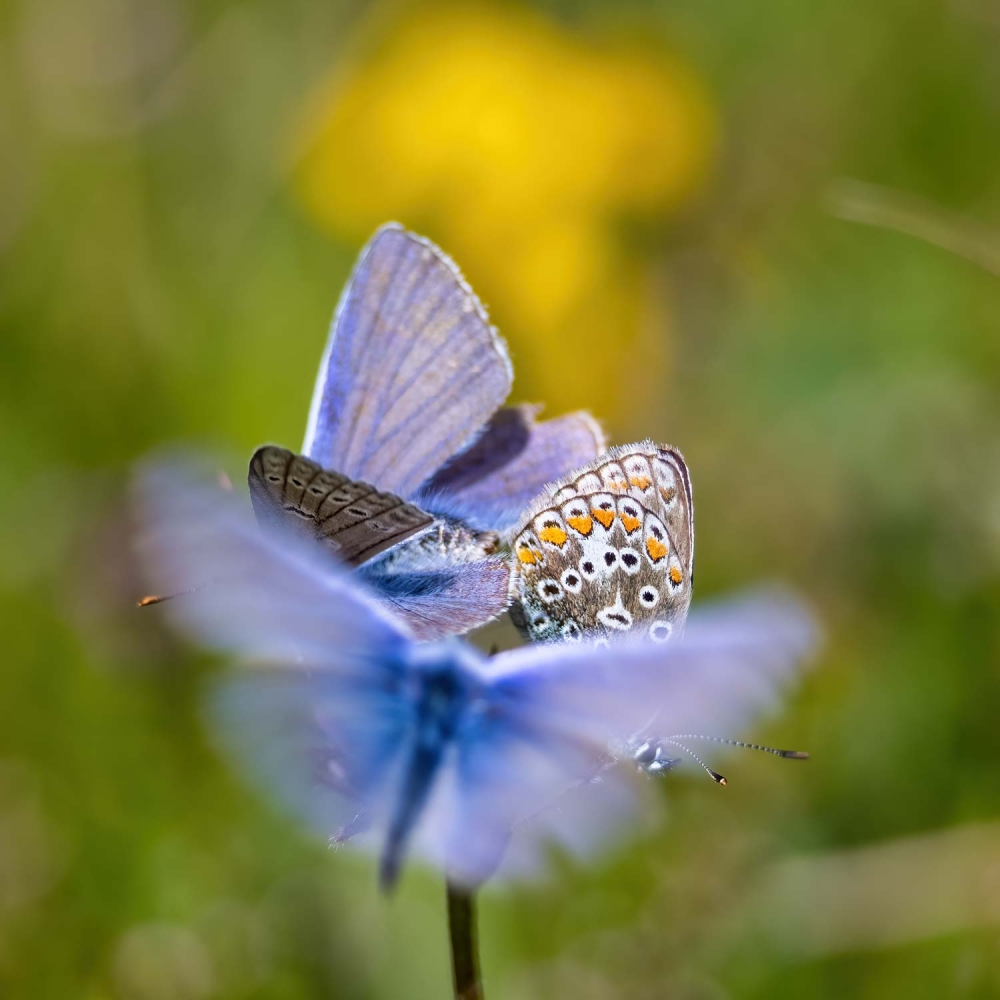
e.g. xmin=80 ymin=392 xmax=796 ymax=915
xmin=292 ymin=1 xmax=715 ymax=417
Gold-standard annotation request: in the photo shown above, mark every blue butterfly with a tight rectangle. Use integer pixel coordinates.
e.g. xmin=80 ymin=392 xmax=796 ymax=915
xmin=135 ymin=459 xmax=817 ymax=890
xmin=247 ymin=223 xmax=606 ymax=639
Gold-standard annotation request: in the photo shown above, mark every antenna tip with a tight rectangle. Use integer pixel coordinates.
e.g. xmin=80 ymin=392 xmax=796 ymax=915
xmin=781 ymin=750 xmax=810 ymax=760
xmin=137 ymin=594 xmax=168 ymax=608
xmin=710 ymin=770 xmax=727 ymax=786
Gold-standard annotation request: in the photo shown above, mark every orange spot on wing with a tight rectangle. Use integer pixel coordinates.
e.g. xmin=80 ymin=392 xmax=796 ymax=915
xmin=566 ymin=515 xmax=593 ymax=536
xmin=669 ymin=565 xmax=684 ymax=585
xmin=620 ymin=513 xmax=641 ymax=533
xmin=592 ymin=507 xmax=616 ymax=529
xmin=607 ymin=480 xmax=629 ymax=492
xmin=539 ymin=525 xmax=568 ymax=547
xmin=646 ymin=537 xmax=668 ymax=562
xmin=659 ymin=486 xmax=677 ymax=503
xmin=629 ymin=475 xmax=652 ymax=490
xmin=517 ymin=547 xmax=539 ymax=565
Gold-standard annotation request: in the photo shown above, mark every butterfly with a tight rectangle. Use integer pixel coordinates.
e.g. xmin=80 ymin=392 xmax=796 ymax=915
xmin=245 ymin=223 xmax=606 ymax=639
xmin=135 ymin=458 xmax=817 ymax=890
xmin=509 ymin=442 xmax=694 ymax=645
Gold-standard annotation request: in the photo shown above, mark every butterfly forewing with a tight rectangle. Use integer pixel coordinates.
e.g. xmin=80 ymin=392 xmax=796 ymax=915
xmin=303 ymin=224 xmax=513 ymax=497
xmin=248 ymin=445 xmax=435 ymax=568
xmin=509 ymin=442 xmax=694 ymax=644
xmin=420 ymin=405 xmax=607 ymax=532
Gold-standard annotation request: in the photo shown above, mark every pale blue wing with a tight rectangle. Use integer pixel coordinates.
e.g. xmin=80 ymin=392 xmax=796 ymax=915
xmin=303 ymin=224 xmax=513 ymax=497
xmin=418 ymin=405 xmax=607 ymax=532
xmin=425 ymin=590 xmax=820 ymax=887
xmin=132 ymin=454 xmax=411 ymax=667
xmin=134 ymin=455 xmax=421 ymax=848
xmin=206 ymin=670 xmax=410 ymax=844
xmin=431 ymin=703 xmax=644 ymax=888
xmin=358 ymin=558 xmax=510 ymax=640
xmin=488 ymin=588 xmax=819 ymax=743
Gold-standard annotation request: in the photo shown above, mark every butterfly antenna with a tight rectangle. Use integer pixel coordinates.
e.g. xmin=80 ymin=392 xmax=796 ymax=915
xmin=670 ymin=735 xmax=809 ymax=760
xmin=660 ymin=738 xmax=727 ymax=786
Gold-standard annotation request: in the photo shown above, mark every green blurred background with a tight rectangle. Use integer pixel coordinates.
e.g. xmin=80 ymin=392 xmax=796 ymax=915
xmin=2 ymin=0 xmax=999 ymax=996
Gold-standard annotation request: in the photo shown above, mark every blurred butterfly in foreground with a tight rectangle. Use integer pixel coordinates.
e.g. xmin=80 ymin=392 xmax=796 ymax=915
xmin=135 ymin=460 xmax=817 ymax=890
xmin=242 ymin=223 xmax=605 ymax=638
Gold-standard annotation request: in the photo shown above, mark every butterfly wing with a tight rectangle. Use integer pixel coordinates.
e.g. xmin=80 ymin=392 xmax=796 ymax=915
xmin=419 ymin=405 xmax=607 ymax=533
xmin=430 ymin=590 xmax=819 ymax=886
xmin=508 ymin=442 xmax=694 ymax=644
xmin=207 ymin=669 xmax=409 ymax=843
xmin=494 ymin=588 xmax=819 ymax=743
xmin=303 ymin=224 xmax=513 ymax=497
xmin=135 ymin=456 xmax=420 ymax=843
xmin=248 ymin=445 xmax=434 ymax=567
xmin=134 ymin=454 xmax=411 ymax=665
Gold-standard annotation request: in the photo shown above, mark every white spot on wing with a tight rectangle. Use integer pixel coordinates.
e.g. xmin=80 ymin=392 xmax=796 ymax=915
xmin=597 ymin=589 xmax=633 ymax=631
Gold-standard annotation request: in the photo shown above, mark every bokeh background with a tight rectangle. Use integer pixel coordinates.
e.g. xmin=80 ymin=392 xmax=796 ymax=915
xmin=2 ymin=0 xmax=1000 ymax=996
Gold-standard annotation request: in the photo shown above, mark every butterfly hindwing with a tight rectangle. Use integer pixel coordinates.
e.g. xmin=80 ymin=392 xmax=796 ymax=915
xmin=248 ymin=445 xmax=435 ymax=567
xmin=303 ymin=224 xmax=513 ymax=497
xmin=509 ymin=442 xmax=694 ymax=644
xmin=420 ymin=405 xmax=606 ymax=532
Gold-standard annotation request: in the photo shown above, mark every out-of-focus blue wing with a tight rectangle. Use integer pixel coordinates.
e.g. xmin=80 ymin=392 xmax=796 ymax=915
xmin=133 ymin=455 xmax=411 ymax=668
xmin=419 ymin=405 xmax=607 ymax=532
xmin=489 ymin=589 xmax=817 ymax=739
xmin=430 ymin=701 xmax=643 ymax=888
xmin=134 ymin=456 xmax=419 ymax=846
xmin=303 ymin=224 xmax=513 ymax=497
xmin=427 ymin=590 xmax=819 ymax=887
xmin=207 ymin=670 xmax=409 ymax=844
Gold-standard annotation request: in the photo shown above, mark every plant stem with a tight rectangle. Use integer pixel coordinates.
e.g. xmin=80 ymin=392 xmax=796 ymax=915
xmin=446 ymin=881 xmax=483 ymax=1000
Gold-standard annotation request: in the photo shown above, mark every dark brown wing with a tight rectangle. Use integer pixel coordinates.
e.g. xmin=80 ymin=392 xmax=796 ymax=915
xmin=247 ymin=446 xmax=434 ymax=567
